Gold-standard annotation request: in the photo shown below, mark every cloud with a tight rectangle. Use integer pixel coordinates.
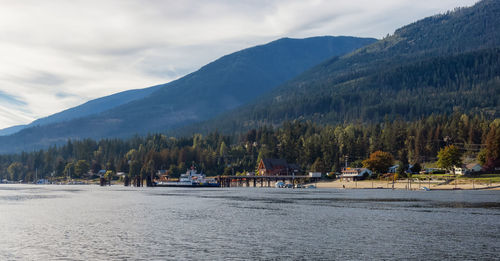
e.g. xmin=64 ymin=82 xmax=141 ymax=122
xmin=0 ymin=0 xmax=479 ymax=129
xmin=0 ymin=90 xmax=26 ymax=107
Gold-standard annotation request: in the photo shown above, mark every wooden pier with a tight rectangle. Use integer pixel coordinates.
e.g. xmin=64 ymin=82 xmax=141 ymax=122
xmin=216 ymin=175 xmax=318 ymax=187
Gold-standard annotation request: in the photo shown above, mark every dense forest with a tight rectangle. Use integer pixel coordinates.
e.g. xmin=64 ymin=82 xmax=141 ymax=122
xmin=1 ymin=113 xmax=499 ymax=182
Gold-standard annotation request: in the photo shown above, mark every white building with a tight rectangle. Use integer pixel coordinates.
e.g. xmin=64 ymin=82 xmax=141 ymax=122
xmin=454 ymin=163 xmax=482 ymax=175
xmin=340 ymin=168 xmax=372 ymax=181
xmin=309 ymin=172 xmax=322 ymax=178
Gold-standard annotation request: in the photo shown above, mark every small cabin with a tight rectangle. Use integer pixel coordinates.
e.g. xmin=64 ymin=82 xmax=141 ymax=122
xmin=388 ymin=165 xmax=399 ymax=173
xmin=454 ymin=163 xmax=482 ymax=175
xmin=466 ymin=163 xmax=482 ymax=173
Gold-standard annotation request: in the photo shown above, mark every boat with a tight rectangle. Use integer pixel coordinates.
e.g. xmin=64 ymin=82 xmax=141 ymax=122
xmin=156 ymin=167 xmax=219 ymax=187
xmin=421 ymin=186 xmax=430 ymax=191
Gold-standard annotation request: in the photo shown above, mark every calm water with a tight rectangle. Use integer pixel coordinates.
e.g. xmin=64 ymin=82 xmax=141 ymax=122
xmin=0 ymin=185 xmax=499 ymax=260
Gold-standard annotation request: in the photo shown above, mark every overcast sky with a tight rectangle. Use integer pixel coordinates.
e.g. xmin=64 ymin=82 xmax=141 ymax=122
xmin=0 ymin=0 xmax=479 ymax=129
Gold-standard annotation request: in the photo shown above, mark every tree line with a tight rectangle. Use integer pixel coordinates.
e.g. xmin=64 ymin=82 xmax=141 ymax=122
xmin=1 ymin=113 xmax=499 ymax=182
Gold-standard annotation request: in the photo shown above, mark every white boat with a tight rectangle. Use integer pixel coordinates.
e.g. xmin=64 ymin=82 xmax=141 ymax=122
xmin=156 ymin=167 xmax=219 ymax=187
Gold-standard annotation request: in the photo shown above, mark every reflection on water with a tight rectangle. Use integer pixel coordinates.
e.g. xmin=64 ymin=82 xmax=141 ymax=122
xmin=0 ymin=185 xmax=499 ymax=260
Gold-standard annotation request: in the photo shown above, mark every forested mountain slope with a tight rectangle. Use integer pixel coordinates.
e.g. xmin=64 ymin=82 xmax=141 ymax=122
xmin=187 ymin=0 xmax=500 ymax=134
xmin=0 ymin=36 xmax=375 ymax=153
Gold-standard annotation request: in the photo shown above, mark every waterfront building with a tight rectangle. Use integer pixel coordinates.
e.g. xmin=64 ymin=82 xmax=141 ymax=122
xmin=454 ymin=163 xmax=483 ymax=175
xmin=340 ymin=167 xmax=372 ymax=181
xmin=257 ymin=158 xmax=300 ymax=176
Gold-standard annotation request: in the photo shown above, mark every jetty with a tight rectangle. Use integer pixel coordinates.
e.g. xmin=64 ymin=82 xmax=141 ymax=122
xmin=215 ymin=175 xmax=318 ymax=187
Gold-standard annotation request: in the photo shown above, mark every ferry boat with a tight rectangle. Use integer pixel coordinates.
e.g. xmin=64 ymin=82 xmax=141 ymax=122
xmin=156 ymin=167 xmax=219 ymax=187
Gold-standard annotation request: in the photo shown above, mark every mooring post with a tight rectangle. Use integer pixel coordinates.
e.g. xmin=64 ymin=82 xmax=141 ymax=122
xmin=146 ymin=175 xmax=153 ymax=187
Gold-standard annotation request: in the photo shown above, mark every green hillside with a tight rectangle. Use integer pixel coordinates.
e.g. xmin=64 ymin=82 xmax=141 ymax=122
xmin=187 ymin=0 xmax=500 ymax=134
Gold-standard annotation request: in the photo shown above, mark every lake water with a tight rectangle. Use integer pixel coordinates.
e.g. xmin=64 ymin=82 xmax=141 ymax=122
xmin=0 ymin=185 xmax=499 ymax=260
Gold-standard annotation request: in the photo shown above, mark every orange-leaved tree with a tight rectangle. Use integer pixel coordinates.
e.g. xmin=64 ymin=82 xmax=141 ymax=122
xmin=362 ymin=151 xmax=394 ymax=176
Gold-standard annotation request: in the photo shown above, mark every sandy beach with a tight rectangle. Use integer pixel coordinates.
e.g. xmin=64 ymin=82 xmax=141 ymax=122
xmin=315 ymin=179 xmax=500 ymax=190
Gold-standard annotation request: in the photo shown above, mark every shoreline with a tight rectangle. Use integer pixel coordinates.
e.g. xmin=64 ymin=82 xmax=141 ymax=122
xmin=314 ymin=179 xmax=500 ymax=190
xmin=2 ymin=179 xmax=500 ymax=191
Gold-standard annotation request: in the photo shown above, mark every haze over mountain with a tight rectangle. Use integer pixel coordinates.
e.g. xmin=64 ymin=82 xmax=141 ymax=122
xmin=0 ymin=36 xmax=375 ymax=153
xmin=0 ymin=86 xmax=162 ymax=136
xmin=185 ymin=0 xmax=499 ymax=134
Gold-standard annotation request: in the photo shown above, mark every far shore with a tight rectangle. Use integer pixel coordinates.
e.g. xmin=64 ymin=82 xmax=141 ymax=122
xmin=2 ymin=178 xmax=500 ymax=191
xmin=314 ymin=179 xmax=500 ymax=190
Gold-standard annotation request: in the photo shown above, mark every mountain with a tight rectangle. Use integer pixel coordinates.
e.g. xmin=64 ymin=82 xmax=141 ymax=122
xmin=93 ymin=36 xmax=375 ymax=134
xmin=0 ymin=85 xmax=162 ymax=136
xmin=0 ymin=125 xmax=26 ymax=136
xmin=0 ymin=36 xmax=376 ymax=153
xmin=186 ymin=0 xmax=500 ymax=134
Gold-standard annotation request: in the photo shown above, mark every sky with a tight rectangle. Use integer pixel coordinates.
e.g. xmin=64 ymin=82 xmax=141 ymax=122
xmin=0 ymin=0 xmax=479 ymax=129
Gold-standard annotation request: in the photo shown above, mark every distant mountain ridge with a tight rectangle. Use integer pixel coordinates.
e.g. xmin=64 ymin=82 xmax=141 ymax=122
xmin=95 ymin=36 xmax=375 ymax=134
xmin=0 ymin=125 xmax=26 ymax=136
xmin=0 ymin=85 xmax=162 ymax=136
xmin=0 ymin=36 xmax=376 ymax=153
xmin=184 ymin=0 xmax=500 ymax=134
